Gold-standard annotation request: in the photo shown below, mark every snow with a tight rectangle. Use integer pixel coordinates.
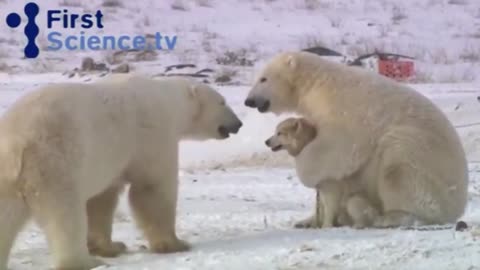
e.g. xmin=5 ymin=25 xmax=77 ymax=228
xmin=0 ymin=0 xmax=479 ymax=82
xmin=0 ymin=76 xmax=479 ymax=270
xmin=1 ymin=0 xmax=480 ymax=268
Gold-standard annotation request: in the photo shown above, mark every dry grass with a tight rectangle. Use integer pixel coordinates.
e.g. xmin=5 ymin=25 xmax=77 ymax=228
xmin=195 ymin=0 xmax=213 ymax=7
xmin=59 ymin=0 xmax=83 ymax=7
xmin=102 ymin=0 xmax=123 ymax=8
xmin=327 ymin=15 xmax=342 ymax=28
xmin=391 ymin=6 xmax=407 ymax=24
xmin=201 ymin=29 xmax=219 ymax=53
xmin=448 ymin=0 xmax=468 ymax=5
xmin=297 ymin=0 xmax=331 ymax=10
xmin=469 ymin=31 xmax=480 ymax=39
xmin=215 ymin=48 xmax=256 ymax=66
xmin=171 ymin=0 xmax=189 ymax=11
xmin=459 ymin=47 xmax=480 ymax=63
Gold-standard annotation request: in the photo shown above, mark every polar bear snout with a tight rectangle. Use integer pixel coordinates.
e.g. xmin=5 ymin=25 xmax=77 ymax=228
xmin=218 ymin=120 xmax=242 ymax=138
xmin=244 ymin=97 xmax=270 ymax=113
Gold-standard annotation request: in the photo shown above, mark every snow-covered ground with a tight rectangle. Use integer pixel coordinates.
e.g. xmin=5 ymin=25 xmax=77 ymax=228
xmin=0 ymin=75 xmax=479 ymax=270
xmin=0 ymin=0 xmax=479 ymax=82
xmin=1 ymin=0 xmax=480 ymax=268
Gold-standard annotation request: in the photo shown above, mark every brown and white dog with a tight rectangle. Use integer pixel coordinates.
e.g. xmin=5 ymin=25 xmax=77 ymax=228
xmin=266 ymin=117 xmax=378 ymax=229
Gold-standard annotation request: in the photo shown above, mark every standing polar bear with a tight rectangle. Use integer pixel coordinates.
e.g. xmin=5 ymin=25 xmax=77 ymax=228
xmin=245 ymin=51 xmax=468 ymax=228
xmin=0 ymin=75 xmax=242 ymax=270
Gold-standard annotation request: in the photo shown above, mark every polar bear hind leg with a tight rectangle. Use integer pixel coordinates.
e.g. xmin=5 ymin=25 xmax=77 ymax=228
xmin=27 ymin=180 xmax=104 ymax=270
xmin=373 ymin=126 xmax=463 ymax=228
xmin=0 ymin=192 xmax=29 ymax=270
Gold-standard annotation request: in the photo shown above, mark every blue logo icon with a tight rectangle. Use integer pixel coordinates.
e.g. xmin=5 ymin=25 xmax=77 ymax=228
xmin=5 ymin=2 xmax=177 ymax=59
xmin=6 ymin=2 xmax=40 ymax=59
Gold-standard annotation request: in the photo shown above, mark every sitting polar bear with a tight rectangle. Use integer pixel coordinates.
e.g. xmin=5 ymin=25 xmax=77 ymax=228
xmin=0 ymin=75 xmax=242 ymax=270
xmin=245 ymin=51 xmax=468 ymax=229
xmin=265 ymin=117 xmax=379 ymax=229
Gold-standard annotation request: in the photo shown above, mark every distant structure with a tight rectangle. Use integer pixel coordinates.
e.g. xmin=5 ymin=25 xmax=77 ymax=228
xmin=302 ymin=46 xmax=416 ymax=82
xmin=349 ymin=52 xmax=415 ymax=81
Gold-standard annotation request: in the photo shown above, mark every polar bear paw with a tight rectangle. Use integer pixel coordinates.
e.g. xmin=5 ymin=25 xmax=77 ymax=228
xmin=55 ymin=256 xmax=105 ymax=270
xmin=150 ymin=238 xmax=191 ymax=254
xmin=294 ymin=215 xmax=322 ymax=229
xmin=88 ymin=240 xmax=127 ymax=258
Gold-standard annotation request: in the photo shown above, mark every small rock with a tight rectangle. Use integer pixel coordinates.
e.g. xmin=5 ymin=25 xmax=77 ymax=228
xmin=94 ymin=63 xmax=109 ymax=71
xmin=215 ymin=75 xmax=231 ymax=83
xmin=112 ymin=63 xmax=130 ymax=73
xmin=81 ymin=57 xmax=95 ymax=71
xmin=455 ymin=220 xmax=468 ymax=231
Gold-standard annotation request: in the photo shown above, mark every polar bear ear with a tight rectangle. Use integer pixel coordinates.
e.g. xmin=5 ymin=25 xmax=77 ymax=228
xmin=287 ymin=55 xmax=297 ymax=70
xmin=188 ymin=85 xmax=198 ymax=98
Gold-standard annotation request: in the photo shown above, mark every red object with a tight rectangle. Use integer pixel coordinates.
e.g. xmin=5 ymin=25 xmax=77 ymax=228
xmin=378 ymin=59 xmax=415 ymax=81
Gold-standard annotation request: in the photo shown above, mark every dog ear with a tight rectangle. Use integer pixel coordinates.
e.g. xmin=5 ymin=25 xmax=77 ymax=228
xmin=300 ymin=118 xmax=317 ymax=139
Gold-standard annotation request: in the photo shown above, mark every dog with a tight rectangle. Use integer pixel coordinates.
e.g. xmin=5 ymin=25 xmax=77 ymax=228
xmin=265 ymin=117 xmax=379 ymax=229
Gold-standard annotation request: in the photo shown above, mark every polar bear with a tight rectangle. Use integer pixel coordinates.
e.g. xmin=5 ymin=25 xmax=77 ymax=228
xmin=245 ymin=51 xmax=468 ymax=229
xmin=0 ymin=75 xmax=242 ymax=270
xmin=265 ymin=117 xmax=379 ymax=229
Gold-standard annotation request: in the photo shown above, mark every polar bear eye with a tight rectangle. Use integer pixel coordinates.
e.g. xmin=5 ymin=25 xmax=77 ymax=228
xmin=260 ymin=77 xmax=267 ymax=83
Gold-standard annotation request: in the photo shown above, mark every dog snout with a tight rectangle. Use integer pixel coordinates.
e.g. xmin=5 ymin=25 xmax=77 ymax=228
xmin=265 ymin=138 xmax=271 ymax=146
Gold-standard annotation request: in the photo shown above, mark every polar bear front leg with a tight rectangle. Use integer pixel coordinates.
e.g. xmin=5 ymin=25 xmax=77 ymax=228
xmin=294 ymin=190 xmax=324 ymax=229
xmin=27 ymin=183 xmax=104 ymax=270
xmin=128 ymin=159 xmax=190 ymax=253
xmin=87 ymin=183 xmax=127 ymax=257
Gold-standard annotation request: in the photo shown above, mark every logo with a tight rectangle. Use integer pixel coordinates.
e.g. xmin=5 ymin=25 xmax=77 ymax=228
xmin=6 ymin=2 xmax=40 ymax=58
xmin=5 ymin=2 xmax=177 ymax=59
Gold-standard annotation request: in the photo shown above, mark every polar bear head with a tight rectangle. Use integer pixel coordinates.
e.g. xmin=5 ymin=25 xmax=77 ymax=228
xmin=265 ymin=117 xmax=317 ymax=156
xmin=185 ymin=82 xmax=243 ymax=140
xmin=244 ymin=52 xmax=323 ymax=115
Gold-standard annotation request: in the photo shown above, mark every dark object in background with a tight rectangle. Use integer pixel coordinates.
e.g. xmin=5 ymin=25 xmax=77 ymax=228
xmin=348 ymin=52 xmax=415 ymax=66
xmin=165 ymin=64 xmax=197 ymax=73
xmin=302 ymin=46 xmax=344 ymax=57
xmin=455 ymin=220 xmax=468 ymax=232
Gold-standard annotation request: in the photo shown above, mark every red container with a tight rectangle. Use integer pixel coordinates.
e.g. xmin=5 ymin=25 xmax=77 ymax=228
xmin=378 ymin=60 xmax=415 ymax=81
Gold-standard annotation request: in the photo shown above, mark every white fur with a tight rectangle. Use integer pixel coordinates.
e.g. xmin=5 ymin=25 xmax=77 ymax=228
xmin=247 ymin=52 xmax=469 ymax=228
xmin=0 ymin=75 xmax=240 ymax=270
